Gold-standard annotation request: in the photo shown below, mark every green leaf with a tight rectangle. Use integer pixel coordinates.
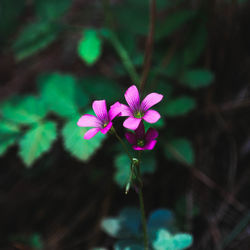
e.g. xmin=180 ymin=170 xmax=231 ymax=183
xmin=114 ymin=153 xmax=156 ymax=187
xmin=101 ymin=207 xmax=141 ymax=239
xmin=13 ymin=21 xmax=60 ymax=60
xmin=35 ymin=0 xmax=72 ymax=20
xmin=38 ymin=73 xmax=86 ymax=117
xmin=148 ymin=209 xmax=175 ymax=233
xmin=62 ymin=117 xmax=105 ymax=162
xmin=0 ymin=121 xmax=20 ymax=156
xmin=153 ymin=229 xmax=174 ymax=250
xmin=80 ymin=76 xmax=122 ymax=102
xmin=180 ymin=69 xmax=214 ymax=89
xmin=155 ymin=10 xmax=195 ymax=41
xmin=19 ymin=121 xmax=57 ymax=167
xmin=78 ymin=29 xmax=102 ymax=66
xmin=164 ymin=138 xmax=194 ymax=166
xmin=153 ymin=230 xmax=193 ymax=250
xmin=160 ymin=96 xmax=196 ymax=117
xmin=173 ymin=234 xmax=193 ymax=250
xmin=1 ymin=96 xmax=48 ymax=125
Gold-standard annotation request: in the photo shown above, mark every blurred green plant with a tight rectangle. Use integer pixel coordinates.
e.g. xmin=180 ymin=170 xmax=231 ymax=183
xmin=99 ymin=207 xmax=193 ymax=250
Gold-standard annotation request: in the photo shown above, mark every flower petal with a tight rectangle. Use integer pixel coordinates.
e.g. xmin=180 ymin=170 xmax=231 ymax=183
xmin=125 ymin=85 xmax=140 ymax=111
xmin=77 ymin=114 xmax=101 ymax=127
xmin=125 ymin=132 xmax=137 ymax=145
xmin=101 ymin=121 xmax=112 ymax=134
xmin=135 ymin=121 xmax=145 ymax=139
xmin=109 ymin=102 xmax=121 ymax=121
xmin=123 ymin=117 xmax=141 ymax=130
xmin=132 ymin=145 xmax=144 ymax=151
xmin=144 ymin=140 xmax=157 ymax=150
xmin=120 ymin=104 xmax=133 ymax=117
xmin=145 ymin=128 xmax=159 ymax=142
xmin=92 ymin=100 xmax=108 ymax=122
xmin=143 ymin=110 xmax=161 ymax=123
xmin=141 ymin=93 xmax=163 ymax=111
xmin=84 ymin=128 xmax=100 ymax=139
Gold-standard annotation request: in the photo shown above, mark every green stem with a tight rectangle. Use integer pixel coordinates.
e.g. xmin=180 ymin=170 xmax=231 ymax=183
xmin=105 ymin=31 xmax=140 ymax=85
xmin=111 ymin=127 xmax=149 ymax=249
xmin=138 ymin=186 xmax=149 ymax=250
xmin=137 ymin=151 xmax=149 ymax=250
xmin=112 ymin=127 xmax=133 ymax=162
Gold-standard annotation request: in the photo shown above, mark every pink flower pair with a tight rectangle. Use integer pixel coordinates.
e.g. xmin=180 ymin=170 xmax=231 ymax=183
xmin=77 ymin=85 xmax=163 ymax=150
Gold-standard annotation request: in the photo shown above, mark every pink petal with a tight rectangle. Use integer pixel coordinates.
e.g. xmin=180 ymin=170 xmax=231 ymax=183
xmin=132 ymin=145 xmax=144 ymax=151
xmin=84 ymin=128 xmax=100 ymax=139
xmin=144 ymin=140 xmax=157 ymax=150
xmin=143 ymin=110 xmax=161 ymax=123
xmin=141 ymin=93 xmax=163 ymax=111
xmin=109 ymin=102 xmax=121 ymax=121
xmin=120 ymin=104 xmax=133 ymax=117
xmin=77 ymin=114 xmax=101 ymax=127
xmin=145 ymin=128 xmax=159 ymax=141
xmin=125 ymin=85 xmax=140 ymax=111
xmin=125 ymin=132 xmax=137 ymax=145
xmin=92 ymin=100 xmax=108 ymax=122
xmin=123 ymin=117 xmax=141 ymax=130
xmin=100 ymin=121 xmax=112 ymax=134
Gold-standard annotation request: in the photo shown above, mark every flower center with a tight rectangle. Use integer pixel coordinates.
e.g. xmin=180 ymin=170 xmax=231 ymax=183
xmin=103 ymin=122 xmax=108 ymax=128
xmin=134 ymin=111 xmax=144 ymax=118
xmin=137 ymin=139 xmax=145 ymax=147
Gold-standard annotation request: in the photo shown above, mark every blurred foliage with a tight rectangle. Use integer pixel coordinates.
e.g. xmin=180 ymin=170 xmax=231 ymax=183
xmin=100 ymin=207 xmax=193 ymax=249
xmin=1 ymin=0 xmax=240 ymax=248
xmin=78 ymin=29 xmax=102 ymax=65
xmin=0 ymin=0 xmax=216 ymax=175
xmin=10 ymin=233 xmax=43 ymax=250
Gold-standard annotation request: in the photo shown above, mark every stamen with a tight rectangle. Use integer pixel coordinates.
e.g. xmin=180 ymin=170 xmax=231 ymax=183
xmin=137 ymin=140 xmax=145 ymax=147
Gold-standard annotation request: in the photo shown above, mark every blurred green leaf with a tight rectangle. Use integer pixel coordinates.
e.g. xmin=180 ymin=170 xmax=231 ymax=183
xmin=173 ymin=234 xmax=193 ymax=250
xmin=155 ymin=10 xmax=195 ymax=41
xmin=38 ymin=73 xmax=86 ymax=117
xmin=153 ymin=229 xmax=174 ymax=250
xmin=78 ymin=29 xmax=102 ymax=66
xmin=13 ymin=21 xmax=60 ymax=60
xmin=160 ymin=96 xmax=196 ymax=117
xmin=10 ymin=233 xmax=43 ymax=250
xmin=114 ymin=153 xmax=156 ymax=187
xmin=62 ymin=117 xmax=105 ymax=162
xmin=0 ymin=121 xmax=20 ymax=156
xmin=19 ymin=121 xmax=57 ymax=167
xmin=148 ymin=209 xmax=175 ymax=233
xmin=0 ymin=0 xmax=24 ymax=41
xmin=164 ymin=138 xmax=194 ymax=166
xmin=101 ymin=207 xmax=141 ymax=239
xmin=2 ymin=96 xmax=47 ymax=125
xmin=179 ymin=69 xmax=214 ymax=89
xmin=80 ymin=76 xmax=122 ymax=102
xmin=35 ymin=0 xmax=72 ymax=20
xmin=29 ymin=233 xmax=43 ymax=250
xmin=153 ymin=229 xmax=192 ymax=250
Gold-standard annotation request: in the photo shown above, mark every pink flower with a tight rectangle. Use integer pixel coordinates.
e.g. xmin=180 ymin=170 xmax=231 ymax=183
xmin=125 ymin=122 xmax=158 ymax=150
xmin=120 ymin=85 xmax=163 ymax=130
xmin=77 ymin=100 xmax=121 ymax=140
